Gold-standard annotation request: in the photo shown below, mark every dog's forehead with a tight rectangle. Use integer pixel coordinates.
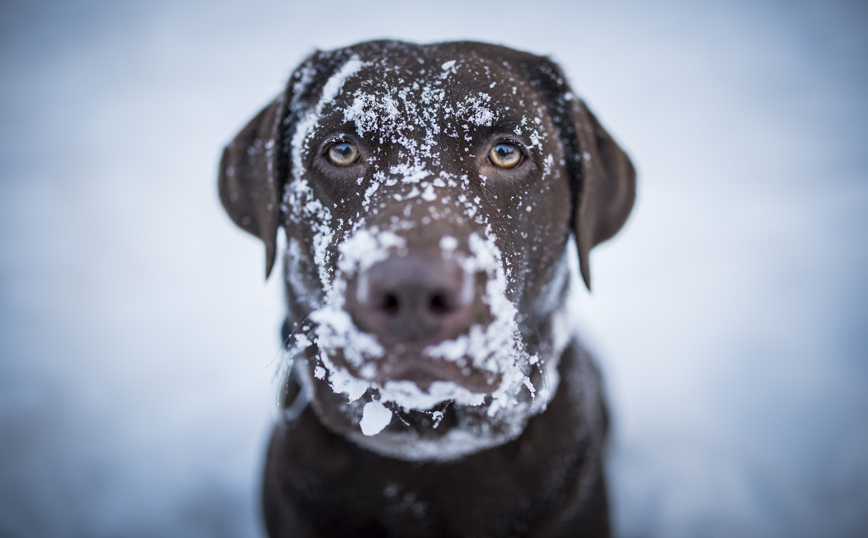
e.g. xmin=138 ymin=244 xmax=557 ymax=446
xmin=309 ymin=46 xmax=547 ymax=139
xmin=345 ymin=49 xmax=533 ymax=97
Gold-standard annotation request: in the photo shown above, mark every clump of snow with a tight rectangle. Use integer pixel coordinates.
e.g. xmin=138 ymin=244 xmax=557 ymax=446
xmin=343 ymin=91 xmax=401 ymax=137
xmin=337 ymin=228 xmax=406 ymax=277
xmin=451 ymin=92 xmax=496 ymax=127
xmin=379 ymin=380 xmax=486 ymax=410
xmin=389 ymin=162 xmax=431 ymax=184
xmin=360 ymin=400 xmax=393 ymax=436
xmin=309 ymin=306 xmax=383 ymax=369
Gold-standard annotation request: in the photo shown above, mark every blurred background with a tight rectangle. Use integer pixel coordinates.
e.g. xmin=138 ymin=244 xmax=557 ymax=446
xmin=1 ymin=0 xmax=866 ymax=536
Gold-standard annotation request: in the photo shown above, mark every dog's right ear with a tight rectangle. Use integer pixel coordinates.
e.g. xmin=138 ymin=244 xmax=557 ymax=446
xmin=219 ymin=49 xmax=359 ymax=278
xmin=219 ymin=93 xmax=290 ymax=279
xmin=219 ymin=93 xmax=292 ymax=279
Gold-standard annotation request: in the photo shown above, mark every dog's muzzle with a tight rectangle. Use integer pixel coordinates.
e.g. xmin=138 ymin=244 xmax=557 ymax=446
xmin=353 ymin=252 xmax=474 ymax=343
xmin=343 ymin=250 xmax=498 ymax=393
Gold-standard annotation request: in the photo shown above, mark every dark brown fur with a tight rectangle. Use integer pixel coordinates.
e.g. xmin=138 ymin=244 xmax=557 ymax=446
xmin=219 ymin=40 xmax=635 ymax=537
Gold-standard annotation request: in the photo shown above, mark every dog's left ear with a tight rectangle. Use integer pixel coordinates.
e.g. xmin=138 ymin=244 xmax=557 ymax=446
xmin=569 ymin=97 xmax=636 ymax=290
xmin=523 ymin=58 xmax=636 ymax=290
xmin=218 ymin=92 xmax=290 ymax=278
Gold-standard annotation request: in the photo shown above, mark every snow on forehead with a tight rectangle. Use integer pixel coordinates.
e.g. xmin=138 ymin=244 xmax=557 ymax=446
xmin=320 ymin=54 xmax=542 ymax=186
xmin=331 ymin=55 xmax=527 ymax=137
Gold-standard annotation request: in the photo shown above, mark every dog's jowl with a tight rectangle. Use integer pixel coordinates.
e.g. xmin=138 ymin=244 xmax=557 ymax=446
xmin=219 ymin=40 xmax=635 ymax=538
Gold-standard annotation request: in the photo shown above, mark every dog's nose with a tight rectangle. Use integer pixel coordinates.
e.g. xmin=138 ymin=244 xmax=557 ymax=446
xmin=353 ymin=253 xmax=474 ymax=343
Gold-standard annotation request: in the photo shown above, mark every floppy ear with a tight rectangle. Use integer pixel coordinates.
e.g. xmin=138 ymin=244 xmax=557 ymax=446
xmin=521 ymin=57 xmax=636 ymax=290
xmin=218 ymin=49 xmax=359 ymax=278
xmin=218 ymin=92 xmax=290 ymax=278
xmin=569 ymin=97 xmax=636 ymax=289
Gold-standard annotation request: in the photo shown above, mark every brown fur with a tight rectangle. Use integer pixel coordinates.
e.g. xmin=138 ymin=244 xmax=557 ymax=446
xmin=219 ymin=40 xmax=635 ymax=537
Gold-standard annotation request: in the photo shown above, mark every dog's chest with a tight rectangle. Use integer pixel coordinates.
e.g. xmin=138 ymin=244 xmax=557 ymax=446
xmin=264 ymin=347 xmax=606 ymax=538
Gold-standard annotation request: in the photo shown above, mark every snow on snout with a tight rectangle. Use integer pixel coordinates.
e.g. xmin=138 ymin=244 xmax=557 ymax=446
xmin=306 ymin=228 xmax=406 ymax=373
xmin=302 ymin=225 xmax=543 ymax=420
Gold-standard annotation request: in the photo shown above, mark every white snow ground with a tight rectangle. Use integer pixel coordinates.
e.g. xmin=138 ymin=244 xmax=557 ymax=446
xmin=1 ymin=0 xmax=866 ymax=537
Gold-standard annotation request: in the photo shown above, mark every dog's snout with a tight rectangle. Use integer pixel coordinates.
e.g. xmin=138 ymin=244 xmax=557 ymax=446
xmin=354 ymin=253 xmax=474 ymax=343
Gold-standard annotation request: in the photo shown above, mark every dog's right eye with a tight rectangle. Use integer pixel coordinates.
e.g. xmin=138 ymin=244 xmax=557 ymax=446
xmin=489 ymin=142 xmax=523 ymax=169
xmin=326 ymin=142 xmax=360 ymax=166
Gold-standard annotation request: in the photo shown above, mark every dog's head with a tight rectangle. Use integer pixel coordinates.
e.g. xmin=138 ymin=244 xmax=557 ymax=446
xmin=219 ymin=41 xmax=634 ymax=461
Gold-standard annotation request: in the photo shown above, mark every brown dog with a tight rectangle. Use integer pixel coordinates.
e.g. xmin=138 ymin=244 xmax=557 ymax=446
xmin=219 ymin=40 xmax=634 ymax=537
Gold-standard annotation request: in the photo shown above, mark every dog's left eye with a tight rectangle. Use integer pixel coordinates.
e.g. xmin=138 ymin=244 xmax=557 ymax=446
xmin=489 ymin=143 xmax=522 ymax=169
xmin=326 ymin=142 xmax=360 ymax=166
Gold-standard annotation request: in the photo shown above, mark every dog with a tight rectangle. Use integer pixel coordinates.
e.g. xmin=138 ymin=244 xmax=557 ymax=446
xmin=219 ymin=40 xmax=635 ymax=537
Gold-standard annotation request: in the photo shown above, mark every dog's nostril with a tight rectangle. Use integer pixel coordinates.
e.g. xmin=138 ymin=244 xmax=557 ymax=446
xmin=381 ymin=293 xmax=401 ymax=316
xmin=355 ymin=255 xmax=475 ymax=341
xmin=428 ymin=292 xmax=452 ymax=315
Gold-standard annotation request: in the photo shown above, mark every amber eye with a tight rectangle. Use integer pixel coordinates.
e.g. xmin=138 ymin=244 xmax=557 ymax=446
xmin=489 ymin=143 xmax=522 ymax=169
xmin=327 ymin=142 xmax=360 ymax=166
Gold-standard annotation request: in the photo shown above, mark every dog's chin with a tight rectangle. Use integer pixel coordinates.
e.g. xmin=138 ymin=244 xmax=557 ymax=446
xmin=345 ymin=402 xmax=531 ymax=462
xmin=340 ymin=386 xmax=535 ymax=462
xmin=295 ymin=350 xmax=560 ymax=462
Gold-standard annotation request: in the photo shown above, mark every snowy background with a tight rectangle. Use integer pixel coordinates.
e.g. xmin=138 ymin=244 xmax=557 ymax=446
xmin=1 ymin=0 xmax=866 ymax=536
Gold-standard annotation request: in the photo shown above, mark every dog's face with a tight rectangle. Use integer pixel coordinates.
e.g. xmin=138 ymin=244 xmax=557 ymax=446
xmin=219 ymin=41 xmax=634 ymax=461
